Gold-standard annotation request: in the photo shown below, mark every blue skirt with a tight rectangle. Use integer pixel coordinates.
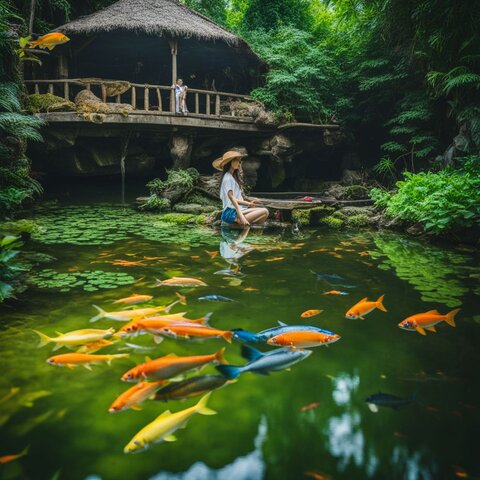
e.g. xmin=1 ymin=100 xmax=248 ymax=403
xmin=221 ymin=207 xmax=237 ymax=224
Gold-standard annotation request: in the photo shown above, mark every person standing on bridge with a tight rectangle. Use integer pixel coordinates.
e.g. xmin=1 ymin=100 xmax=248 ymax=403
xmin=174 ymin=78 xmax=188 ymax=114
xmin=213 ymin=151 xmax=269 ymax=227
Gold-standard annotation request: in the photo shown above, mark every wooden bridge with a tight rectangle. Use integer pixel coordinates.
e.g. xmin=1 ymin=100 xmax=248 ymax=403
xmin=24 ymin=78 xmax=271 ymax=132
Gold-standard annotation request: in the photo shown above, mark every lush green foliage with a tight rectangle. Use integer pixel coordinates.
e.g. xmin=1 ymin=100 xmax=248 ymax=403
xmin=371 ymin=161 xmax=480 ymax=233
xmin=0 ymin=235 xmax=24 ymax=301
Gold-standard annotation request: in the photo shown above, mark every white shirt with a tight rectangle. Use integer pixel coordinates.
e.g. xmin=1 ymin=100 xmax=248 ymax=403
xmin=220 ymin=172 xmax=246 ymax=210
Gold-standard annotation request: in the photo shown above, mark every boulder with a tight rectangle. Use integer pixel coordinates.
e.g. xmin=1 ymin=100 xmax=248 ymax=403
xmin=173 ymin=203 xmax=217 ymax=214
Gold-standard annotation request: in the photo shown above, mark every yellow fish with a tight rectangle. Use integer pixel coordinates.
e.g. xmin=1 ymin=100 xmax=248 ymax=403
xmin=34 ymin=328 xmax=115 ymax=350
xmin=76 ymin=339 xmax=115 ymax=353
xmin=89 ymin=302 xmax=176 ymax=323
xmin=155 ymin=277 xmax=207 ymax=287
xmin=29 ymin=32 xmax=69 ymax=50
xmin=113 ymin=294 xmax=153 ymax=305
xmin=123 ymin=392 xmax=216 ymax=453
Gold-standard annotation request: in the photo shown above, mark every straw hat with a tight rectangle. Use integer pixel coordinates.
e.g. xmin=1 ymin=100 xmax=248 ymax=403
xmin=212 ymin=150 xmax=247 ymax=171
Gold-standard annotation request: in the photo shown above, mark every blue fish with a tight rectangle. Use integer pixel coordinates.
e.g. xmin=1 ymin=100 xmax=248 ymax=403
xmin=232 ymin=321 xmax=335 ymax=343
xmin=216 ymin=345 xmax=311 ymax=379
xmin=310 ymin=270 xmax=356 ymax=289
xmin=365 ymin=392 xmax=415 ymax=412
xmin=198 ymin=295 xmax=234 ymax=302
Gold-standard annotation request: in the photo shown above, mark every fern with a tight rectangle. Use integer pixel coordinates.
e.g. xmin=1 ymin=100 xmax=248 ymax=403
xmin=0 ymin=83 xmax=21 ymax=112
xmin=0 ymin=113 xmax=44 ymax=142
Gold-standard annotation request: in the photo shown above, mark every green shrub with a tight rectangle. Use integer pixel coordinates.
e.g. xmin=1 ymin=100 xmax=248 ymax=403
xmin=375 ymin=169 xmax=480 ymax=233
xmin=138 ymin=195 xmax=170 ymax=212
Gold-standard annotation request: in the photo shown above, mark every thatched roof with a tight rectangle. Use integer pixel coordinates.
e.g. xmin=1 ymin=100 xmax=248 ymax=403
xmin=57 ymin=0 xmax=243 ymax=46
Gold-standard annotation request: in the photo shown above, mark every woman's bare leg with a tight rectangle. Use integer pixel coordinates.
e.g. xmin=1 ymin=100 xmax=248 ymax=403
xmin=243 ymin=207 xmax=269 ymax=225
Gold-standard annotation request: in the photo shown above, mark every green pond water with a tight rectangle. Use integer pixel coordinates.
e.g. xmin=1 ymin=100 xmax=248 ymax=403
xmin=1 ymin=204 xmax=479 ymax=480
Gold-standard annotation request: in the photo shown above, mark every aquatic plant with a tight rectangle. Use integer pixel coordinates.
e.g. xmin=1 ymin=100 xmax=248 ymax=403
xmin=138 ymin=195 xmax=170 ymax=212
xmin=30 ymin=205 xmax=218 ymax=247
xmin=29 ymin=269 xmax=135 ymax=292
xmin=159 ymin=213 xmax=197 ymax=225
xmin=370 ymin=234 xmax=470 ymax=307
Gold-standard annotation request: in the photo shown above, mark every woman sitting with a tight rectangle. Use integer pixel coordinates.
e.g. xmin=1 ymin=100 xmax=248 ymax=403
xmin=213 ymin=151 xmax=269 ymax=226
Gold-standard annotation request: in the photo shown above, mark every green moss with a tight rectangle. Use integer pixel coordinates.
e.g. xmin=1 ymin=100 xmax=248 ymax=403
xmin=0 ymin=219 xmax=39 ymax=236
xmin=27 ymin=93 xmax=76 ymax=113
xmin=195 ymin=215 xmax=207 ymax=224
xmin=344 ymin=185 xmax=369 ymax=200
xmin=292 ymin=209 xmax=311 ymax=226
xmin=321 ymin=215 xmax=344 ymax=229
xmin=158 ymin=213 xmax=197 ymax=224
xmin=309 ymin=205 xmax=336 ymax=224
xmin=345 ymin=213 xmax=371 ymax=227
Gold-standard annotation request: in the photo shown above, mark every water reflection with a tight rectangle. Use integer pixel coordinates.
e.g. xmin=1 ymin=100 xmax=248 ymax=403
xmin=327 ymin=372 xmax=365 ymax=471
xmin=219 ymin=226 xmax=255 ymax=265
xmin=150 ymin=416 xmax=267 ymax=480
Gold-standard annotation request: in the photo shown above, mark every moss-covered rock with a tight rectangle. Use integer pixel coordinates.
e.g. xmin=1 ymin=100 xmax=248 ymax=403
xmin=138 ymin=195 xmax=170 ymax=212
xmin=184 ymin=191 xmax=221 ymax=208
xmin=344 ymin=185 xmax=370 ymax=200
xmin=346 ymin=213 xmax=371 ymax=227
xmin=321 ymin=215 xmax=344 ymax=229
xmin=292 ymin=209 xmax=311 ymax=226
xmin=310 ymin=205 xmax=336 ymax=224
xmin=27 ymin=93 xmax=76 ymax=113
xmin=173 ymin=203 xmax=217 ymax=215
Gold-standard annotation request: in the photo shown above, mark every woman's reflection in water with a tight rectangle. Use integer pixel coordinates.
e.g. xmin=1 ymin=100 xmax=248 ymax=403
xmin=219 ymin=226 xmax=255 ymax=270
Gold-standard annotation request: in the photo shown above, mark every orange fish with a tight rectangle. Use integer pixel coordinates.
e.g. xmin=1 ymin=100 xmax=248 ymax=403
xmin=0 ymin=446 xmax=29 ymax=464
xmin=121 ymin=348 xmax=226 ymax=382
xmin=304 ymin=471 xmax=330 ymax=480
xmin=300 ymin=309 xmax=323 ymax=318
xmin=159 ymin=324 xmax=233 ymax=343
xmin=266 ymin=257 xmax=285 ymax=262
xmin=175 ymin=291 xmax=187 ymax=305
xmin=109 ymin=381 xmax=167 ymax=413
xmin=205 ymin=250 xmax=218 ymax=259
xmin=113 ymin=294 xmax=153 ymax=305
xmin=267 ymin=331 xmax=340 ymax=348
xmin=322 ymin=290 xmax=345 ymax=295
xmin=156 ymin=277 xmax=207 ymax=287
xmin=398 ymin=309 xmax=459 ymax=336
xmin=300 ymin=402 xmax=321 ymax=412
xmin=358 ymin=251 xmax=369 ymax=256
xmin=190 ymin=256 xmax=200 ymax=259
xmin=29 ymin=32 xmax=69 ymax=50
xmin=119 ymin=315 xmax=210 ymax=340
xmin=112 ymin=259 xmax=147 ymax=267
xmin=47 ymin=353 xmax=129 ymax=369
xmin=345 ymin=295 xmax=387 ymax=320
xmin=243 ymin=287 xmax=259 ymax=292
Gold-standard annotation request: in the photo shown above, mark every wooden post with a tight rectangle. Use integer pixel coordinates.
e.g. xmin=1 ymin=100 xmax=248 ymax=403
xmin=48 ymin=83 xmax=53 ymax=94
xmin=215 ymin=94 xmax=220 ymax=116
xmin=101 ymin=83 xmax=106 ymax=102
xmin=131 ymin=86 xmax=136 ymax=109
xmin=86 ymin=83 xmax=91 ymax=91
xmin=63 ymin=81 xmax=69 ymax=100
xmin=156 ymin=88 xmax=162 ymax=112
xmin=169 ymin=39 xmax=178 ymax=113
xmin=195 ymin=93 xmax=199 ymax=114
xmin=58 ymin=55 xmax=69 ymax=79
xmin=206 ymin=93 xmax=210 ymax=115
xmin=144 ymin=86 xmax=149 ymax=111
xmin=34 ymin=83 xmax=39 ymax=94
xmin=116 ymin=95 xmax=120 ymax=103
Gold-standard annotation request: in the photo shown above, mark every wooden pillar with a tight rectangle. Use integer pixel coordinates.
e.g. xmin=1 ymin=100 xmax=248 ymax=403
xmin=169 ymin=39 xmax=178 ymax=113
xmin=58 ymin=55 xmax=69 ymax=79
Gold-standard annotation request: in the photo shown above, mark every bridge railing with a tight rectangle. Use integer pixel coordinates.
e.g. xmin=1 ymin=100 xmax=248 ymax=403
xmin=24 ymin=79 xmax=255 ymax=119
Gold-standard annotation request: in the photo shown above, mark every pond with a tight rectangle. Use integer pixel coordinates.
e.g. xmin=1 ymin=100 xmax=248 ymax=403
xmin=1 ymin=204 xmax=479 ymax=480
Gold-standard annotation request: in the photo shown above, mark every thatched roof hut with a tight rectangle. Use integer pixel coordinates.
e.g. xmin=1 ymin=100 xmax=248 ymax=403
xmin=40 ymin=0 xmax=263 ymax=94
xmin=56 ymin=0 xmax=241 ymax=46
